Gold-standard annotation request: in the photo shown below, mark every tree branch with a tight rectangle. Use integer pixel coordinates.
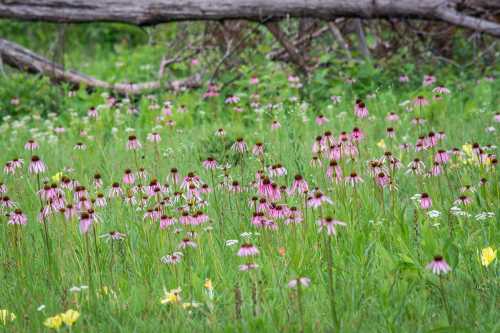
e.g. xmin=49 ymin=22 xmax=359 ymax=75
xmin=0 ymin=38 xmax=202 ymax=94
xmin=266 ymin=21 xmax=308 ymax=72
xmin=328 ymin=21 xmax=352 ymax=60
xmin=0 ymin=1 xmax=499 ymax=36
xmin=435 ymin=5 xmax=500 ymax=36
xmin=268 ymin=25 xmax=330 ymax=61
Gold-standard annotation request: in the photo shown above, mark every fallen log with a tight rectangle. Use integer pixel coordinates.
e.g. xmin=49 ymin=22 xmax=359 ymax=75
xmin=0 ymin=0 xmax=499 ymax=36
xmin=0 ymin=38 xmax=202 ymax=94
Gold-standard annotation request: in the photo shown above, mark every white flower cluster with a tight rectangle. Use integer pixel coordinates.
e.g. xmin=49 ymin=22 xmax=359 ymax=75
xmin=410 ymin=193 xmax=422 ymax=201
xmin=427 ymin=210 xmax=441 ymax=218
xmin=475 ymin=212 xmax=495 ymax=221
xmin=450 ymin=206 xmax=471 ymax=217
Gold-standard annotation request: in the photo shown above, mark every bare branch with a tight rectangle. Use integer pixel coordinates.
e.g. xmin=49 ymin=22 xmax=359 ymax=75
xmin=435 ymin=5 xmax=500 ymax=36
xmin=354 ymin=19 xmax=371 ymax=59
xmin=327 ymin=21 xmax=352 ymax=60
xmin=266 ymin=21 xmax=308 ymax=72
xmin=268 ymin=25 xmax=329 ymax=60
xmin=0 ymin=38 xmax=202 ymax=95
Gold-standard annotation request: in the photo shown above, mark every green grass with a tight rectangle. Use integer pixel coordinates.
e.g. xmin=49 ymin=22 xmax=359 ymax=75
xmin=0 ymin=70 xmax=499 ymax=332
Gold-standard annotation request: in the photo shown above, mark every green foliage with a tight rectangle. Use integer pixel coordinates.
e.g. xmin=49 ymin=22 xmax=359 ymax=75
xmin=0 ymin=74 xmax=69 ymax=118
xmin=0 ymin=19 xmax=499 ymax=333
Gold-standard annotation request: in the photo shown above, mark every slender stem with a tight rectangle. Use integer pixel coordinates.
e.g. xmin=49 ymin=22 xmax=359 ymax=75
xmin=439 ymin=276 xmax=452 ymax=324
xmin=325 ymin=234 xmax=339 ymax=330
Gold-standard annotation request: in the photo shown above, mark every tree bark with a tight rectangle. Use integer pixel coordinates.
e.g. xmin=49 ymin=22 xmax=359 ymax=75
xmin=0 ymin=0 xmax=499 ymax=36
xmin=0 ymin=38 xmax=202 ymax=94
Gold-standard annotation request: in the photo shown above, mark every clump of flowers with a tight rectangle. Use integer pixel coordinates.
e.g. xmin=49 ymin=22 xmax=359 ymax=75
xmin=44 ymin=309 xmax=80 ymax=329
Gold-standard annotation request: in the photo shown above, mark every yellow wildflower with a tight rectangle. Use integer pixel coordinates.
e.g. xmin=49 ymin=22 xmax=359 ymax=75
xmin=97 ymin=286 xmax=117 ymax=299
xmin=481 ymin=247 xmax=497 ymax=267
xmin=204 ymin=279 xmax=213 ymax=290
xmin=160 ymin=287 xmax=182 ymax=304
xmin=60 ymin=309 xmax=80 ymax=326
xmin=0 ymin=309 xmax=16 ymax=325
xmin=51 ymin=172 xmax=64 ymax=183
xmin=44 ymin=315 xmax=63 ymax=330
xmin=462 ymin=144 xmax=473 ymax=157
xmin=377 ymin=139 xmax=386 ymax=149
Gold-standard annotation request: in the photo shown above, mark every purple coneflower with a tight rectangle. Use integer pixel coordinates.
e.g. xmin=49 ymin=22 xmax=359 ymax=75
xmin=431 ymin=162 xmax=442 ymax=176
xmin=1 ymin=196 xmax=15 ymax=208
xmin=289 ymin=175 xmax=309 ymax=195
xmin=87 ymin=107 xmax=98 ymax=118
xmin=433 ymin=86 xmax=450 ymax=94
xmin=126 ymin=135 xmax=142 ymax=150
xmin=330 ymin=95 xmax=341 ymax=104
xmin=454 ymin=195 xmax=472 ymax=206
xmin=351 ymin=127 xmax=364 ymax=142
xmin=307 ymin=191 xmax=333 ymax=208
xmin=10 ymin=158 xmax=22 ymax=169
xmin=288 ymin=277 xmax=311 ymax=288
xmin=239 ymin=263 xmax=259 ymax=271
xmin=100 ymin=231 xmax=127 ymax=241
xmin=231 ymin=138 xmax=247 ymax=153
xmin=108 ymin=182 xmax=123 ymax=198
xmin=93 ymin=174 xmax=103 ymax=188
xmin=354 ymin=102 xmax=369 ymax=118
xmin=494 ymin=113 xmax=500 ymax=123
xmin=315 ymin=115 xmax=328 ymax=125
xmin=79 ymin=212 xmax=93 ymax=234
xmin=317 ymin=217 xmax=346 ymax=236
xmin=178 ymin=238 xmax=197 ymax=249
xmin=4 ymin=162 xmax=15 ymax=175
xmin=413 ymin=96 xmax=429 ymax=107
xmin=345 ymin=172 xmax=363 ymax=186
xmin=123 ymin=169 xmax=135 ymax=185
xmin=74 ymin=142 xmax=87 ymax=150
xmin=95 ymin=193 xmax=107 ymax=207
xmin=268 ymin=164 xmax=287 ymax=177
xmin=434 ymin=150 xmax=450 ymax=164
xmin=423 ymin=74 xmax=436 ymax=86
xmin=147 ymin=132 xmax=161 ymax=143
xmin=161 ymin=252 xmax=183 ymax=265
xmin=284 ymin=207 xmax=303 ymax=225
xmin=225 ymin=95 xmax=240 ymax=104
xmin=375 ymin=172 xmax=390 ymax=188
xmin=426 ymin=255 xmax=451 ymax=275
xmin=271 ymin=120 xmax=281 ymax=130
xmin=420 ymin=193 xmax=432 ymax=209
xmin=237 ymin=243 xmax=259 ymax=257
xmin=326 ymin=161 xmax=343 ymax=183
xmin=28 ymin=156 xmax=46 ymax=174
xmin=252 ymin=142 xmax=265 ymax=157
xmin=386 ymin=112 xmax=400 ymax=122
xmin=24 ymin=139 xmax=39 ymax=151
xmin=8 ymin=209 xmax=27 ymax=225
xmin=202 ymin=157 xmax=217 ymax=170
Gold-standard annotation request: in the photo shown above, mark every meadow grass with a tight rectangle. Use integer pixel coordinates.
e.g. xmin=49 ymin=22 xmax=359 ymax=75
xmin=0 ymin=72 xmax=499 ymax=332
